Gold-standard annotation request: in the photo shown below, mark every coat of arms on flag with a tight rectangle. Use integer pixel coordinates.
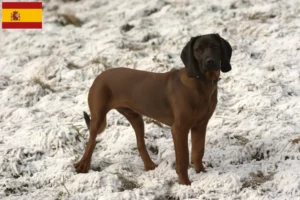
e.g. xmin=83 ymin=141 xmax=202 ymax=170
xmin=2 ymin=2 xmax=42 ymax=29
xmin=11 ymin=11 xmax=21 ymax=21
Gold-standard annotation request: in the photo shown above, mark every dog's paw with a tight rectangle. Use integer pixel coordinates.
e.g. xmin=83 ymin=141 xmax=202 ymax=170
xmin=194 ymin=165 xmax=207 ymax=173
xmin=144 ymin=163 xmax=158 ymax=171
xmin=192 ymin=161 xmax=207 ymax=173
xmin=179 ymin=178 xmax=192 ymax=186
xmin=74 ymin=159 xmax=91 ymax=173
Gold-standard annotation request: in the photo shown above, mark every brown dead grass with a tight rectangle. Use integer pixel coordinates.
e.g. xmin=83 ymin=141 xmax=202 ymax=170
xmin=89 ymin=57 xmax=112 ymax=70
xmin=291 ymin=137 xmax=300 ymax=145
xmin=115 ymin=173 xmax=140 ymax=191
xmin=57 ymin=13 xmax=82 ymax=27
xmin=242 ymin=171 xmax=275 ymax=189
xmin=144 ymin=118 xmax=163 ymax=128
xmin=66 ymin=61 xmax=82 ymax=69
xmin=234 ymin=135 xmax=250 ymax=146
xmin=118 ymin=41 xmax=146 ymax=51
xmin=31 ymin=76 xmax=55 ymax=92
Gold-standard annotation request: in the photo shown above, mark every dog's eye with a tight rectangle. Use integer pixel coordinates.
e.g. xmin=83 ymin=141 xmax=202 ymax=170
xmin=195 ymin=47 xmax=203 ymax=52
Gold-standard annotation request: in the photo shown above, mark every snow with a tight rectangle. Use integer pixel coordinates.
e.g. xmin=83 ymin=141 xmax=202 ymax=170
xmin=1 ymin=0 xmax=300 ymax=199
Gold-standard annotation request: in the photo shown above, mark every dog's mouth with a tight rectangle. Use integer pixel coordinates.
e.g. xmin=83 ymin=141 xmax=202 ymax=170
xmin=200 ymin=65 xmax=221 ymax=73
xmin=207 ymin=67 xmax=220 ymax=72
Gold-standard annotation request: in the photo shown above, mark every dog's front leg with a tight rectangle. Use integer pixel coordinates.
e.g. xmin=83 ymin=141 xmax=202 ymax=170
xmin=191 ymin=121 xmax=208 ymax=173
xmin=171 ymin=124 xmax=191 ymax=185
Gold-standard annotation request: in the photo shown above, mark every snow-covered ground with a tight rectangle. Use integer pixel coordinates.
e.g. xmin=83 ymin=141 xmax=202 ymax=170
xmin=1 ymin=0 xmax=300 ymax=199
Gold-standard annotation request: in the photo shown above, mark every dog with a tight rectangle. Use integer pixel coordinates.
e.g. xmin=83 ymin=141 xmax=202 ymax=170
xmin=74 ymin=33 xmax=232 ymax=185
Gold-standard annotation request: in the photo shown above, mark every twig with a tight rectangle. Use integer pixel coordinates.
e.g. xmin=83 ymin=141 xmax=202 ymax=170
xmin=62 ymin=176 xmax=70 ymax=196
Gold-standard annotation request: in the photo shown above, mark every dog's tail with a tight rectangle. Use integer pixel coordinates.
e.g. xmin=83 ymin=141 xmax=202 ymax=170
xmin=83 ymin=111 xmax=91 ymax=130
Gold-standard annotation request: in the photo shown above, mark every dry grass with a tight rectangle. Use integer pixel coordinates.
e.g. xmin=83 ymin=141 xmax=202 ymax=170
xmin=291 ymin=137 xmax=300 ymax=145
xmin=247 ymin=12 xmax=265 ymax=20
xmin=115 ymin=173 xmax=140 ymax=191
xmin=144 ymin=117 xmax=163 ymax=128
xmin=55 ymin=176 xmax=70 ymax=200
xmin=234 ymin=135 xmax=250 ymax=146
xmin=246 ymin=12 xmax=276 ymax=22
xmin=90 ymin=58 xmax=102 ymax=65
xmin=242 ymin=171 xmax=275 ymax=190
xmin=71 ymin=124 xmax=88 ymax=141
xmin=118 ymin=41 xmax=146 ymax=51
xmin=62 ymin=176 xmax=70 ymax=197
xmin=56 ymin=13 xmax=82 ymax=27
xmin=89 ymin=57 xmax=112 ymax=70
xmin=31 ymin=76 xmax=55 ymax=92
xmin=66 ymin=61 xmax=82 ymax=69
xmin=55 ymin=191 xmax=64 ymax=200
xmin=141 ymin=33 xmax=160 ymax=43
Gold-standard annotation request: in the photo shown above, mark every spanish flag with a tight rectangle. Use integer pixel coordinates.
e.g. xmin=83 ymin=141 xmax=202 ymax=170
xmin=2 ymin=2 xmax=42 ymax=29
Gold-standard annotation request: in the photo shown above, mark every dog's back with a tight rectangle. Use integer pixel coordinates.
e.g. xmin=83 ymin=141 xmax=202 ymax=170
xmin=88 ymin=67 xmax=177 ymax=124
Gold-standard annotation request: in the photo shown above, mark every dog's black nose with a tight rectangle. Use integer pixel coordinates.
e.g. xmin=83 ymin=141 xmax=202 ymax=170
xmin=206 ymin=58 xmax=215 ymax=65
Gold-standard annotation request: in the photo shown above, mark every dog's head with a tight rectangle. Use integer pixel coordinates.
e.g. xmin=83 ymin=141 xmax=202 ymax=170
xmin=180 ymin=34 xmax=232 ymax=78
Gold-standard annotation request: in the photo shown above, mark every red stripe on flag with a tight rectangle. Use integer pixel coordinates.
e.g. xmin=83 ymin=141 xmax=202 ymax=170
xmin=2 ymin=22 xmax=42 ymax=29
xmin=2 ymin=2 xmax=42 ymax=9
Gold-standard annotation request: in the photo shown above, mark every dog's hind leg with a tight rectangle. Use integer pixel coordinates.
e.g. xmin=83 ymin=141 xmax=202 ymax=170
xmin=74 ymin=109 xmax=107 ymax=173
xmin=117 ymin=108 xmax=157 ymax=171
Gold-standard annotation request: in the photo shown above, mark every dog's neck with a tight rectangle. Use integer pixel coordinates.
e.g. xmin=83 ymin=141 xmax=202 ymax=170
xmin=180 ymin=68 xmax=219 ymax=99
xmin=190 ymin=70 xmax=221 ymax=84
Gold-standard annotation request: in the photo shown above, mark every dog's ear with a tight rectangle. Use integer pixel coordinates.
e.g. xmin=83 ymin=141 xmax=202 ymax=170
xmin=180 ymin=36 xmax=200 ymax=77
xmin=216 ymin=34 xmax=232 ymax=73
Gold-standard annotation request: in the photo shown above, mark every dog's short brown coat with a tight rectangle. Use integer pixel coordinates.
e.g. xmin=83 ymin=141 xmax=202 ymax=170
xmin=74 ymin=34 xmax=232 ymax=185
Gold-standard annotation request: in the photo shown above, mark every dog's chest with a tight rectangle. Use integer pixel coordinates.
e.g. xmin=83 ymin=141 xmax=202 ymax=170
xmin=193 ymin=98 xmax=217 ymax=124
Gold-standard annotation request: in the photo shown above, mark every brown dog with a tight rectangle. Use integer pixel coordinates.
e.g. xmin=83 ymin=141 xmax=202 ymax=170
xmin=74 ymin=34 xmax=232 ymax=185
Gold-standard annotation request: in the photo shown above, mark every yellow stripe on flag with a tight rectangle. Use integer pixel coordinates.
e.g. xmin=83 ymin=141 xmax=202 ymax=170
xmin=2 ymin=9 xmax=42 ymax=22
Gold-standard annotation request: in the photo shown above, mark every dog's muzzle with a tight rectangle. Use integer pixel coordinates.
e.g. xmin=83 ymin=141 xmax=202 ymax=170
xmin=205 ymin=58 xmax=220 ymax=71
